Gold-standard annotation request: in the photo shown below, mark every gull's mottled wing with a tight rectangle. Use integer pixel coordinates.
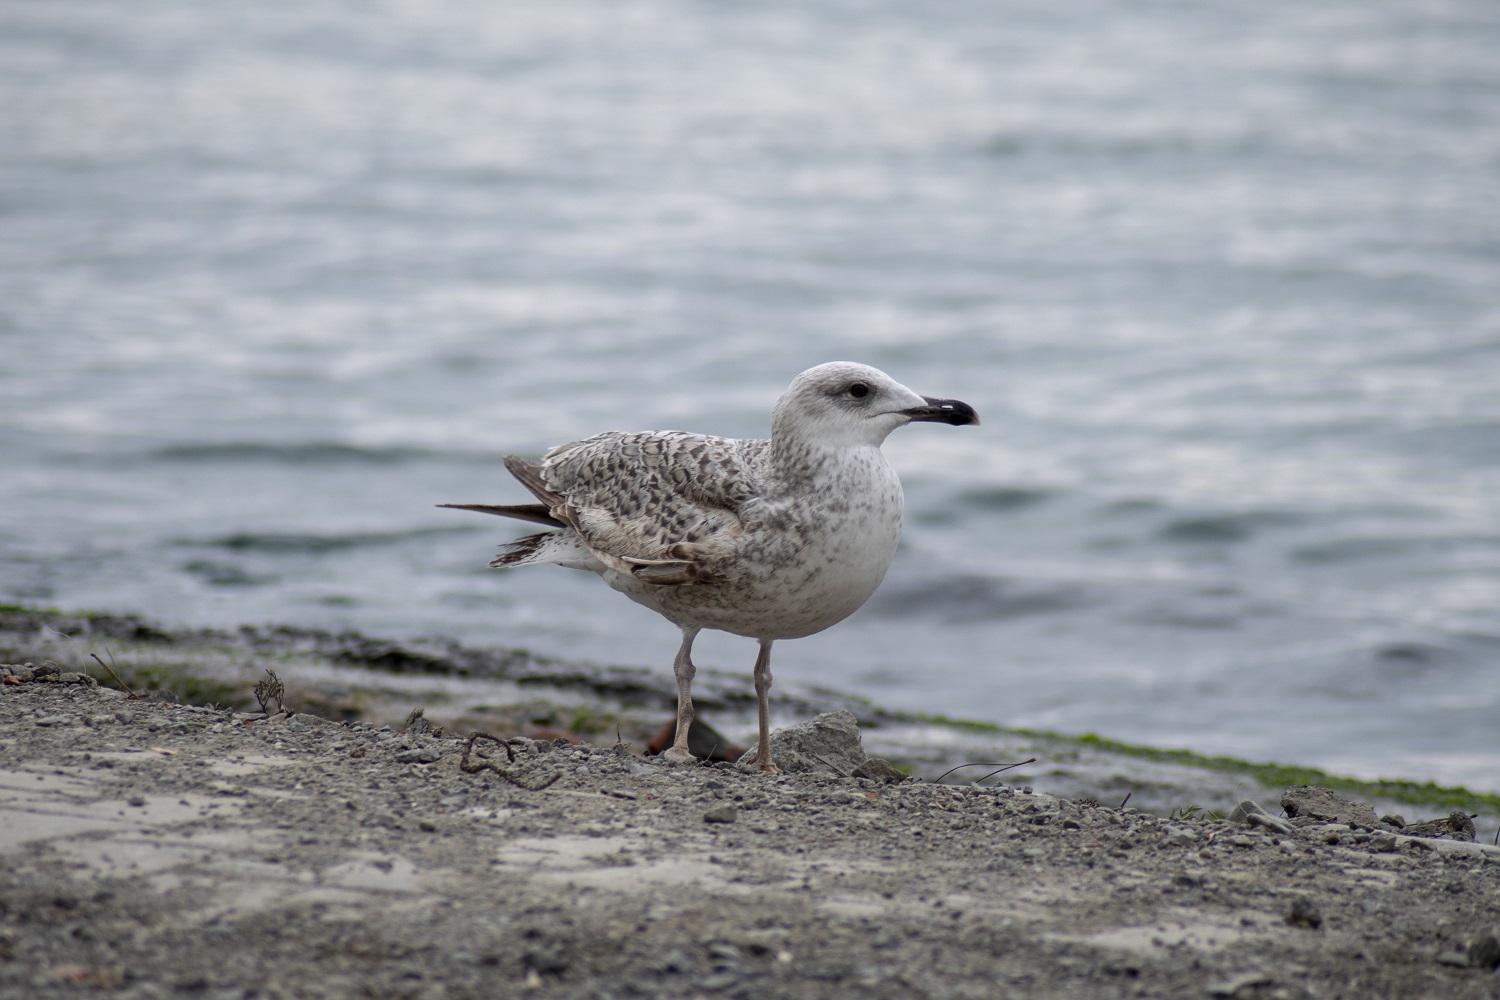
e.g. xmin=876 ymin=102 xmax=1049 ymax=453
xmin=529 ymin=431 xmax=768 ymax=583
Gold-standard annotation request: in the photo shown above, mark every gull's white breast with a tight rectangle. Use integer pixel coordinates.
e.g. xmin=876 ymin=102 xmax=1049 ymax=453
xmin=649 ymin=444 xmax=905 ymax=640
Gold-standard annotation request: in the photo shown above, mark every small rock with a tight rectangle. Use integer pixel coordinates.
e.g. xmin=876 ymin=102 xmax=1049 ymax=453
xmin=1379 ymin=813 xmax=1406 ymax=828
xmin=735 ymin=709 xmax=867 ymax=775
xmin=1466 ymin=932 xmax=1500 ymax=970
xmin=1228 ymin=799 xmax=1295 ymax=835
xmin=706 ymin=942 xmax=740 ymax=961
xmin=698 ymin=971 xmax=740 ymax=991
xmin=703 ymin=805 xmax=738 ymax=824
xmin=394 ymin=747 xmax=442 ymax=764
xmin=115 ymin=711 xmax=136 ymax=725
xmin=34 ymin=715 xmax=71 ymax=727
xmin=1162 ymin=825 xmax=1197 ymax=846
xmin=1403 ymin=811 xmax=1477 ymax=843
xmin=851 ymin=757 xmax=907 ymax=784
xmin=822 ymin=790 xmax=865 ymax=806
xmin=127 ymin=797 xmax=147 ymax=808
xmin=1285 ymin=896 xmax=1322 ymax=929
xmin=1368 ymin=834 xmax=1399 ymax=853
xmin=522 ymin=943 xmax=571 ymax=976
xmin=1280 ymin=786 xmax=1378 ymax=829
xmin=1207 ymin=971 xmax=1272 ymax=997
xmin=33 ymin=661 xmax=61 ymax=680
xmin=647 ymin=717 xmax=744 ymax=762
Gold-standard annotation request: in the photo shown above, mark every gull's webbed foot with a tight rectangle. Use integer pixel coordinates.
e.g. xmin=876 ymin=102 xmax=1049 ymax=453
xmin=660 ymin=745 xmax=696 ymax=765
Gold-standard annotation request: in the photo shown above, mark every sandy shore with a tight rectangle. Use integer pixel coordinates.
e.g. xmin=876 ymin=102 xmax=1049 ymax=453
xmin=3 ymin=671 xmax=1500 ymax=999
xmin=5 ymin=605 xmax=1496 ymax=830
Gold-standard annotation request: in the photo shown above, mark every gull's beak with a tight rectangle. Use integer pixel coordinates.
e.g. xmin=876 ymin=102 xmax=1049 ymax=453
xmin=902 ymin=396 xmax=980 ymax=426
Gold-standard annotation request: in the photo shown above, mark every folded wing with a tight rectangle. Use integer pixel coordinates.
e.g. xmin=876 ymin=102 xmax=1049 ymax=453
xmin=526 ymin=431 xmax=764 ymax=584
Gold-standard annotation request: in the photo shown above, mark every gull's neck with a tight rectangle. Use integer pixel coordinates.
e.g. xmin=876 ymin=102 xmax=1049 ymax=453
xmin=768 ymin=428 xmax=885 ymax=494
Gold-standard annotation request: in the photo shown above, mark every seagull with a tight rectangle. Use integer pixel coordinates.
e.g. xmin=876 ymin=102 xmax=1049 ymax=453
xmin=440 ymin=362 xmax=979 ymax=773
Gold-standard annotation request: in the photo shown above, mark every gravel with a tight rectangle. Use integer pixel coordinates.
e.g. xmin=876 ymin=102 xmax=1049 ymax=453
xmin=3 ymin=681 xmax=1500 ymax=998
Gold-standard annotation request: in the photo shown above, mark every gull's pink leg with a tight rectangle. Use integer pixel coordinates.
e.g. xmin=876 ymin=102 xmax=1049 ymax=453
xmin=752 ymin=640 xmax=782 ymax=775
xmin=661 ymin=626 xmax=700 ymax=763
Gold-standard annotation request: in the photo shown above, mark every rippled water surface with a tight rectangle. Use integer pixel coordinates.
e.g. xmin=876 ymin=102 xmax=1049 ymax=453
xmin=3 ymin=0 xmax=1498 ymax=787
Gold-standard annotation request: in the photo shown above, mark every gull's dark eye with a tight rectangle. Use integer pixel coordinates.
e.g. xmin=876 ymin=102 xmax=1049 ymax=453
xmin=849 ymin=382 xmax=869 ymax=399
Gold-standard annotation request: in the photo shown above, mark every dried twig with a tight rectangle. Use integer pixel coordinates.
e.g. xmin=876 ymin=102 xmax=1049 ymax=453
xmin=254 ymin=669 xmax=284 ymax=714
xmin=459 ymin=732 xmax=561 ymax=791
xmin=90 ymin=651 xmax=141 ymax=700
xmin=809 ymin=751 xmax=850 ymax=777
xmin=972 ymin=758 xmax=1038 ymax=783
xmin=932 ymin=758 xmax=1037 ymax=784
xmin=403 ymin=707 xmax=440 ymax=735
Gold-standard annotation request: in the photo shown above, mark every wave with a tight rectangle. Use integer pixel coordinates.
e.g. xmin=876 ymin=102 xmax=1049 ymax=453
xmin=176 ymin=525 xmax=477 ymax=554
xmin=150 ymin=442 xmax=500 ymax=466
xmin=179 ymin=560 xmax=278 ymax=587
xmin=1292 ymin=532 xmax=1499 ymax=565
xmin=1155 ymin=511 xmax=1305 ymax=545
xmin=954 ymin=486 xmax=1057 ymax=512
xmin=864 ymin=572 xmax=1087 ymax=625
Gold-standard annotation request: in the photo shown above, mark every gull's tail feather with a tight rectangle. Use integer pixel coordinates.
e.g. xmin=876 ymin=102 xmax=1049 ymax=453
xmin=504 ymin=454 xmax=565 ymax=508
xmin=489 ymin=529 xmax=603 ymax=573
xmin=489 ymin=532 xmax=550 ymax=567
xmin=437 ymin=502 xmax=564 ymax=527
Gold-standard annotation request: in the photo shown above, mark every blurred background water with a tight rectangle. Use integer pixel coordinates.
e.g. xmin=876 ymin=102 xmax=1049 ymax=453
xmin=2 ymin=0 xmax=1497 ymax=789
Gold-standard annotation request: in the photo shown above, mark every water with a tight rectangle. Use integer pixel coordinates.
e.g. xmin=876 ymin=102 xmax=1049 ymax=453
xmin=2 ymin=0 xmax=1497 ymax=790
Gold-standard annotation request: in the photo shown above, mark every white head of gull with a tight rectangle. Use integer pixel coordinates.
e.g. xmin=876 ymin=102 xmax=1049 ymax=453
xmin=441 ymin=361 xmax=979 ymax=773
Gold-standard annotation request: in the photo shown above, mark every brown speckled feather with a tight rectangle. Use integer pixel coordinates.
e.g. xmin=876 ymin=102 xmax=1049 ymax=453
xmin=536 ymin=431 xmax=764 ymax=579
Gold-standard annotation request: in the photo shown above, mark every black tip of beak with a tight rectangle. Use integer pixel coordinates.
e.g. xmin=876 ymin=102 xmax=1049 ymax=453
xmin=903 ymin=397 xmax=980 ymax=426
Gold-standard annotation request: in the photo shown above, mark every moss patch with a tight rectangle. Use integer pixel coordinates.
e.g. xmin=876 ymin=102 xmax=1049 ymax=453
xmin=893 ymin=710 xmax=1500 ymax=816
